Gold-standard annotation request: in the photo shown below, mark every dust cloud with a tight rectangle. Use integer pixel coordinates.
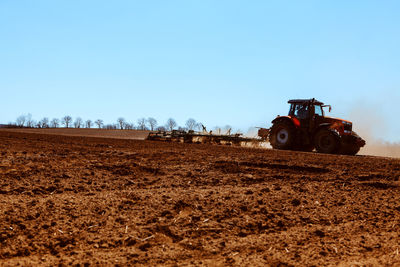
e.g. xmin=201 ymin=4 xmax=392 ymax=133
xmin=359 ymin=141 xmax=400 ymax=158
xmin=244 ymin=127 xmax=271 ymax=149
xmin=347 ymin=105 xmax=400 ymax=158
xmin=245 ymin=127 xmax=260 ymax=138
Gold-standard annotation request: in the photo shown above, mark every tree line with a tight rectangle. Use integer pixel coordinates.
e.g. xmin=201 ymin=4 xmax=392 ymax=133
xmin=12 ymin=114 xmax=206 ymax=132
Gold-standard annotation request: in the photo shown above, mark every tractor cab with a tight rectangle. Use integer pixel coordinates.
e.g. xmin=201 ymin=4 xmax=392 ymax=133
xmin=288 ymin=99 xmax=325 ymax=119
xmin=287 ymin=99 xmax=327 ymax=131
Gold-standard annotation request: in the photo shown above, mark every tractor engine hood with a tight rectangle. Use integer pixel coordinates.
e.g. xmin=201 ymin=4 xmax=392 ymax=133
xmin=323 ymin=116 xmax=353 ymax=133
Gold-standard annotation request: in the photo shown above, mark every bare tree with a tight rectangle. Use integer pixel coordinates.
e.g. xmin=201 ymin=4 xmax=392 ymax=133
xmin=137 ymin=118 xmax=147 ymax=130
xmin=166 ymin=118 xmax=177 ymax=131
xmin=62 ymin=116 xmax=72 ymax=128
xmin=51 ymin=118 xmax=60 ymax=128
xmin=104 ymin=124 xmax=117 ymax=129
xmin=85 ymin=120 xmax=92 ymax=128
xmin=147 ymin=117 xmax=157 ymax=131
xmin=26 ymin=114 xmax=34 ymax=128
xmin=125 ymin=123 xmax=134 ymax=130
xmin=40 ymin=117 xmax=49 ymax=128
xmin=95 ymin=119 xmax=103 ymax=129
xmin=117 ymin=117 xmax=126 ymax=130
xmin=74 ymin=117 xmax=83 ymax=128
xmin=185 ymin=118 xmax=197 ymax=131
xmin=195 ymin=122 xmax=203 ymax=131
xmin=214 ymin=126 xmax=222 ymax=135
xmin=16 ymin=115 xmax=26 ymax=127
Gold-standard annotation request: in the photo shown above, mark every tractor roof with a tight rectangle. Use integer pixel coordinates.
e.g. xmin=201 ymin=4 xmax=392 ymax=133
xmin=288 ymin=99 xmax=324 ymax=105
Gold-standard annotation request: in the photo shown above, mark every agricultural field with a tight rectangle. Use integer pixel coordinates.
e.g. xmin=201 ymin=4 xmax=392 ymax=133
xmin=0 ymin=129 xmax=400 ymax=266
xmin=0 ymin=128 xmax=149 ymax=140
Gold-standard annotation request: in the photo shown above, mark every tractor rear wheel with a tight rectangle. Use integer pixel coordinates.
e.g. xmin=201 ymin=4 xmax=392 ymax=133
xmin=314 ymin=129 xmax=340 ymax=154
xmin=269 ymin=121 xmax=295 ymax=150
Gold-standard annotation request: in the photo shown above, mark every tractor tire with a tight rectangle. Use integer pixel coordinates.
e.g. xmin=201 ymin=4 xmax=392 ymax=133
xmin=338 ymin=131 xmax=362 ymax=155
xmin=314 ymin=129 xmax=340 ymax=154
xmin=269 ymin=121 xmax=295 ymax=150
xmin=339 ymin=143 xmax=360 ymax=155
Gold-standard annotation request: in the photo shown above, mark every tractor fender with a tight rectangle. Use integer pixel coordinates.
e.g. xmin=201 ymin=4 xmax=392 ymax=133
xmin=315 ymin=122 xmax=344 ymax=135
xmin=313 ymin=123 xmax=341 ymax=139
xmin=271 ymin=116 xmax=300 ymax=128
xmin=313 ymin=123 xmax=332 ymax=134
xmin=315 ymin=123 xmax=331 ymax=129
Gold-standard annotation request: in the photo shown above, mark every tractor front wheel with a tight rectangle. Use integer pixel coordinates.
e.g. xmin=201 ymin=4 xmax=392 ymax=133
xmin=338 ymin=131 xmax=363 ymax=155
xmin=314 ymin=129 xmax=340 ymax=154
xmin=339 ymin=143 xmax=360 ymax=155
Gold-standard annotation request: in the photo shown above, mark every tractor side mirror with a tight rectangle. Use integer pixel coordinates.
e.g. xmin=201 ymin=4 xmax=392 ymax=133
xmin=323 ymin=105 xmax=332 ymax=112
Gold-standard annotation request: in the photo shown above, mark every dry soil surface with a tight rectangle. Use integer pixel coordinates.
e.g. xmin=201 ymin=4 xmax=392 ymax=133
xmin=0 ymin=128 xmax=149 ymax=140
xmin=0 ymin=130 xmax=400 ymax=266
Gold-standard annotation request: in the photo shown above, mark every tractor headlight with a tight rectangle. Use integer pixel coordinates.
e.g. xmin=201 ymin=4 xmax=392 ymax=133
xmin=342 ymin=121 xmax=352 ymax=132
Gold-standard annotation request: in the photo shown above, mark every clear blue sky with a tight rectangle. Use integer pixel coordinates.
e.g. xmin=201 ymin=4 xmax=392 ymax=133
xmin=1 ymin=1 xmax=399 ymax=141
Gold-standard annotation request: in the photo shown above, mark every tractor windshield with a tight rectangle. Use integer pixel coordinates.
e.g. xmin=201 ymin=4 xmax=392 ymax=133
xmin=290 ymin=104 xmax=309 ymax=119
xmin=315 ymin=105 xmax=324 ymax=117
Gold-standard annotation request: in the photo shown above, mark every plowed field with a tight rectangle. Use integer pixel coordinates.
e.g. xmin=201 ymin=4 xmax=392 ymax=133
xmin=1 ymin=130 xmax=400 ymax=266
xmin=0 ymin=128 xmax=149 ymax=140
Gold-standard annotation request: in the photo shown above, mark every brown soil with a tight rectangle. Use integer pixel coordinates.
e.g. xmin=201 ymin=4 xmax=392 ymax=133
xmin=0 ymin=128 xmax=149 ymax=140
xmin=0 ymin=130 xmax=400 ymax=266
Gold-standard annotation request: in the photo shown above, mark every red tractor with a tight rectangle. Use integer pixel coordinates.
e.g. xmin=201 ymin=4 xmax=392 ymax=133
xmin=258 ymin=99 xmax=366 ymax=155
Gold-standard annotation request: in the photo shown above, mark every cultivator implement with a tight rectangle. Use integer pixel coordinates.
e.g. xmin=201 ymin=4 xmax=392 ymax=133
xmin=147 ymin=130 xmax=262 ymax=146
